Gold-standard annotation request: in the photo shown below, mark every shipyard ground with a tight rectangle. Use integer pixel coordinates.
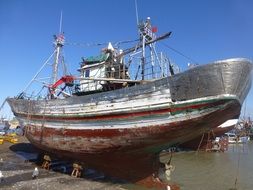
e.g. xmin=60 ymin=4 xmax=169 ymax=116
xmin=0 ymin=136 xmax=125 ymax=190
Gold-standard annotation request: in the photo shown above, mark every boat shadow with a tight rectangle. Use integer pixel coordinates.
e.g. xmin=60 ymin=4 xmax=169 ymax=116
xmin=8 ymin=143 xmax=127 ymax=185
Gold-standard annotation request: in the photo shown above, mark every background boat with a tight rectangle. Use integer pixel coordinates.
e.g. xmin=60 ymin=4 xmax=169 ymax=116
xmin=180 ymin=119 xmax=239 ymax=150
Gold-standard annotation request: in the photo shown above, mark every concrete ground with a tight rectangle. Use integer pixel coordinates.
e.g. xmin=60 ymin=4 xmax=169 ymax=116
xmin=0 ymin=136 xmax=126 ymax=190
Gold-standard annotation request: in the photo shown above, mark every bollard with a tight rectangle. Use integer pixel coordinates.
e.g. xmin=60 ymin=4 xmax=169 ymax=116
xmin=71 ymin=163 xmax=83 ymax=177
xmin=42 ymin=155 xmax=51 ymax=170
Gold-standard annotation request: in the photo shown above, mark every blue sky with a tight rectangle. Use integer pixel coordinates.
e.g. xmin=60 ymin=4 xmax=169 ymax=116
xmin=0 ymin=0 xmax=252 ymax=119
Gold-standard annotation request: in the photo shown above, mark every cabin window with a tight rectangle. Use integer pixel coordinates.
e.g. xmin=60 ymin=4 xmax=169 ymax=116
xmin=85 ymin=69 xmax=90 ymax=77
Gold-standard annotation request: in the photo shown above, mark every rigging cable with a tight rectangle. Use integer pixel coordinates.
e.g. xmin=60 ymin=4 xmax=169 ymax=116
xmin=66 ymin=39 xmax=139 ymax=48
xmin=114 ymin=39 xmax=139 ymax=47
xmin=65 ymin=42 xmax=108 ymax=47
xmin=161 ymin=42 xmax=199 ymax=65
xmin=22 ymin=50 xmax=57 ymax=94
xmin=0 ymin=99 xmax=7 ymax=112
xmin=35 ymin=86 xmax=46 ymax=99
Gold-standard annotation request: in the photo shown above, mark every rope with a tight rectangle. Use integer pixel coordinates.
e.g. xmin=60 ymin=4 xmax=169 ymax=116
xmin=234 ymin=147 xmax=241 ymax=190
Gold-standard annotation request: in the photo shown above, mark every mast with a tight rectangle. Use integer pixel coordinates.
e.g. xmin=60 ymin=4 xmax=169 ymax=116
xmin=52 ymin=12 xmax=65 ymax=84
xmin=141 ymin=28 xmax=146 ymax=80
xmin=52 ymin=35 xmax=64 ymax=83
xmin=138 ymin=17 xmax=159 ymax=80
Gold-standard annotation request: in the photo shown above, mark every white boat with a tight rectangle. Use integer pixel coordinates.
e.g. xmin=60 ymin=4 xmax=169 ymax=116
xmin=224 ymin=132 xmax=250 ymax=144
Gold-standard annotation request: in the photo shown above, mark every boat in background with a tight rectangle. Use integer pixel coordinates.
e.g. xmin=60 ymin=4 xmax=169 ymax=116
xmin=224 ymin=117 xmax=252 ymax=144
xmin=179 ymin=119 xmax=239 ymax=150
xmin=224 ymin=132 xmax=250 ymax=144
xmin=237 ymin=116 xmax=253 ymax=140
xmin=6 ymin=17 xmax=253 ymax=189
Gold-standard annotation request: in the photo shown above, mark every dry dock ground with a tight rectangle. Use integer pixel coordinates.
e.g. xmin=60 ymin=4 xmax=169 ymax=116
xmin=0 ymin=137 xmax=125 ymax=190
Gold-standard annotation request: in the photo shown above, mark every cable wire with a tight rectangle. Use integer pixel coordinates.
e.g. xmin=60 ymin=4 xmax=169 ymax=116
xmin=162 ymin=42 xmax=199 ymax=64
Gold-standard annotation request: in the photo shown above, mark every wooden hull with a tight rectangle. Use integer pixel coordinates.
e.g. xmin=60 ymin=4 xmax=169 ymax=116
xmin=23 ymin=99 xmax=239 ymax=189
xmin=7 ymin=58 xmax=252 ymax=188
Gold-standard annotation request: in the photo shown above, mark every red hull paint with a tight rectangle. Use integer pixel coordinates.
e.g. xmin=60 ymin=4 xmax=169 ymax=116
xmin=24 ymin=100 xmax=240 ymax=189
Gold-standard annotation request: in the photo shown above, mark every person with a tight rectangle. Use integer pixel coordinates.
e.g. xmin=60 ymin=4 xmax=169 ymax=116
xmin=32 ymin=167 xmax=39 ymax=179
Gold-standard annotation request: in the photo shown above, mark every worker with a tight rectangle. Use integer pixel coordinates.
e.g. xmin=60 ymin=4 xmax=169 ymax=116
xmin=32 ymin=167 xmax=39 ymax=179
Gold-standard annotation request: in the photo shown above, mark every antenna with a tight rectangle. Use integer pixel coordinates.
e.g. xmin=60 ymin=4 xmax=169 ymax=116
xmin=59 ymin=11 xmax=63 ymax=33
xmin=52 ymin=12 xmax=65 ymax=84
xmin=134 ymin=0 xmax=139 ymax=26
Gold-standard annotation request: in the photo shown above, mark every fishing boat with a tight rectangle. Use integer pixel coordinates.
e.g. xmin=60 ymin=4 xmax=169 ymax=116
xmin=6 ymin=17 xmax=253 ymax=189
